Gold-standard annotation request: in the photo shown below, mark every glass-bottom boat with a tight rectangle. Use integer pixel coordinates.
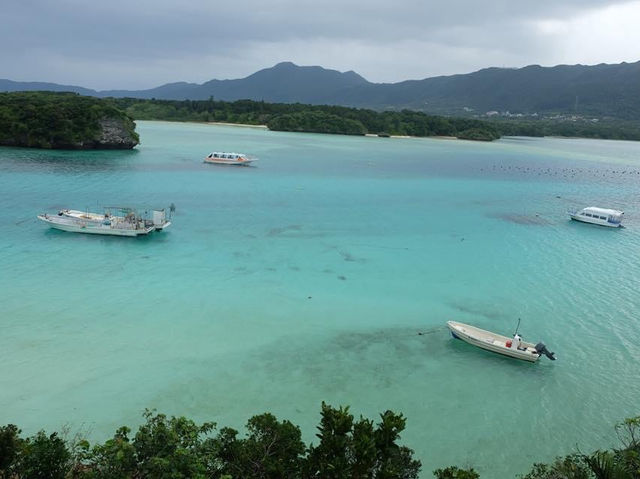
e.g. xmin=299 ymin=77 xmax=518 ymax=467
xmin=204 ymin=152 xmax=257 ymax=166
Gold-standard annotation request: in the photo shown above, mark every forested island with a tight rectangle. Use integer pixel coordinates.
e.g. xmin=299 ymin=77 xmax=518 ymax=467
xmin=112 ymin=97 xmax=501 ymax=141
xmin=1 ymin=407 xmax=638 ymax=478
xmin=2 ymin=92 xmax=639 ymax=149
xmin=112 ymin=97 xmax=640 ymax=141
xmin=0 ymin=92 xmax=139 ymax=149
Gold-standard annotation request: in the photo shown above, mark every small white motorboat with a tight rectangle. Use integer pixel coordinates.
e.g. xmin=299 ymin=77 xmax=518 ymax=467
xmin=204 ymin=152 xmax=257 ymax=166
xmin=568 ymin=206 xmax=623 ymax=227
xmin=447 ymin=320 xmax=555 ymax=362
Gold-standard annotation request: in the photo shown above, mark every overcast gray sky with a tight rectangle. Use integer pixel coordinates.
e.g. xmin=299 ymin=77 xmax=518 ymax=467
xmin=2 ymin=0 xmax=639 ymax=90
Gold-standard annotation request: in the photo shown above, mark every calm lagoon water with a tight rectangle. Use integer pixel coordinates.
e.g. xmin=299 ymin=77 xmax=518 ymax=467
xmin=1 ymin=121 xmax=639 ymax=477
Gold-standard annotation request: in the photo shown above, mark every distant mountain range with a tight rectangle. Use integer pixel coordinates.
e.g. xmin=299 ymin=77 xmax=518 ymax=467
xmin=2 ymin=60 xmax=639 ymax=119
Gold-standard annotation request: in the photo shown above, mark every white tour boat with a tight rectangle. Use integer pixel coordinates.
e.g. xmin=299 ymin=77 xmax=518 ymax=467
xmin=568 ymin=207 xmax=623 ymax=227
xmin=58 ymin=207 xmax=172 ymax=231
xmin=204 ymin=152 xmax=257 ymax=166
xmin=447 ymin=320 xmax=555 ymax=362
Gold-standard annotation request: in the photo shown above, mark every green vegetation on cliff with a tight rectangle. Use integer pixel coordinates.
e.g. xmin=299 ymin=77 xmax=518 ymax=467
xmin=1 ymin=409 xmax=638 ymax=478
xmin=112 ymin=97 xmax=501 ymax=140
xmin=0 ymin=92 xmax=139 ymax=149
xmin=0 ymin=403 xmax=421 ymax=479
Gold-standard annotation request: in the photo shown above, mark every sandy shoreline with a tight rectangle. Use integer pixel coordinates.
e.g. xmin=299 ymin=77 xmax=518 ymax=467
xmin=366 ymin=133 xmax=460 ymax=140
xmin=206 ymin=121 xmax=268 ymax=129
xmin=192 ymin=121 xmax=460 ymax=140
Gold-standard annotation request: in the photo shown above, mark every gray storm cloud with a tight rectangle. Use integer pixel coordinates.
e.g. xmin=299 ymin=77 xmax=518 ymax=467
xmin=2 ymin=0 xmax=638 ymax=89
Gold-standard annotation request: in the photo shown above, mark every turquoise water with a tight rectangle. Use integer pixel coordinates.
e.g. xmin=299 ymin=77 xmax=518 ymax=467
xmin=1 ymin=121 xmax=639 ymax=477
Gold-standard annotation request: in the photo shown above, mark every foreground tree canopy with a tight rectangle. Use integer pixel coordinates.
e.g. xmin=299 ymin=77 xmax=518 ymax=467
xmin=0 ymin=92 xmax=139 ymax=149
xmin=1 ymin=406 xmax=638 ymax=479
xmin=0 ymin=403 xmax=421 ymax=479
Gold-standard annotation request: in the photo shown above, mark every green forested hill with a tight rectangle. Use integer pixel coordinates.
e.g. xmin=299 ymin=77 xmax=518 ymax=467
xmin=3 ymin=61 xmax=639 ymax=120
xmin=0 ymin=92 xmax=139 ymax=149
xmin=2 ymin=61 xmax=640 ymax=120
xmin=332 ymin=62 xmax=640 ymax=119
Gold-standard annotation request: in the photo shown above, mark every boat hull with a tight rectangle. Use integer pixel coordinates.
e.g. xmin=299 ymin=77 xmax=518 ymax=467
xmin=447 ymin=321 xmax=540 ymax=362
xmin=204 ymin=158 xmax=257 ymax=166
xmin=37 ymin=215 xmax=153 ymax=237
xmin=60 ymin=208 xmax=171 ymax=231
xmin=569 ymin=214 xmax=621 ymax=228
xmin=154 ymin=221 xmax=171 ymax=231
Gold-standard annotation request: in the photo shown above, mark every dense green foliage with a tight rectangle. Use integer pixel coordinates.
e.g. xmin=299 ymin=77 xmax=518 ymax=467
xmin=519 ymin=416 xmax=640 ymax=479
xmin=112 ymin=96 xmax=640 ymax=141
xmin=267 ymin=111 xmax=367 ymax=135
xmin=112 ymin=97 xmax=500 ymax=140
xmin=1 ymin=412 xmax=638 ymax=478
xmin=0 ymin=92 xmax=139 ymax=149
xmin=0 ymin=403 xmax=420 ymax=479
xmin=431 ymin=416 xmax=640 ymax=479
xmin=433 ymin=466 xmax=480 ymax=479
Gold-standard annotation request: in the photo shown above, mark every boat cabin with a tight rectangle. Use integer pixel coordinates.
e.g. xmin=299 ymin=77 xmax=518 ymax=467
xmin=204 ymin=151 xmax=257 ymax=166
xmin=575 ymin=207 xmax=623 ymax=226
xmin=208 ymin=152 xmax=244 ymax=159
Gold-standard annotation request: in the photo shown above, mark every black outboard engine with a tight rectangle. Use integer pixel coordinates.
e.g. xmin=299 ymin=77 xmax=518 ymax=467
xmin=535 ymin=342 xmax=556 ymax=360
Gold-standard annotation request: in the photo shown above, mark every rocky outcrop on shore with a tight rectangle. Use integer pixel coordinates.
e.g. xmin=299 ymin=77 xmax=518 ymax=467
xmin=88 ymin=116 xmax=139 ymax=149
xmin=0 ymin=91 xmax=140 ymax=150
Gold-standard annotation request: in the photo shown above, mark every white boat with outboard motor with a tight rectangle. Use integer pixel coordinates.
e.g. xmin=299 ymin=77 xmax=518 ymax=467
xmin=568 ymin=206 xmax=623 ymax=228
xmin=58 ymin=206 xmax=173 ymax=231
xmin=447 ymin=319 xmax=555 ymax=362
xmin=204 ymin=152 xmax=257 ymax=166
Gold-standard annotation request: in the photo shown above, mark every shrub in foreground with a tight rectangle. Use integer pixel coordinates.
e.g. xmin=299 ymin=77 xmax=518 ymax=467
xmin=2 ymin=411 xmax=637 ymax=478
xmin=0 ymin=403 xmax=420 ymax=479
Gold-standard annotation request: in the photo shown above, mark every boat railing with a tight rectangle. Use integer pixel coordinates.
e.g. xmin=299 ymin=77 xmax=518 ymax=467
xmin=42 ymin=204 xmax=172 ymax=231
xmin=102 ymin=205 xmax=171 ymax=222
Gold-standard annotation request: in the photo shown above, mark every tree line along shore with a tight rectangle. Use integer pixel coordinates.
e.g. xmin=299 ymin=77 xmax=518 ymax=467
xmin=112 ymin=96 xmax=640 ymax=141
xmin=3 ymin=91 xmax=640 ymax=150
xmin=1 ymin=406 xmax=638 ymax=478
xmin=113 ymin=97 xmax=501 ymax=141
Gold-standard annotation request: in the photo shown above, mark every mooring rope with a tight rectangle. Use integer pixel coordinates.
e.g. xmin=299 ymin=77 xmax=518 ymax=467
xmin=416 ymin=326 xmax=447 ymax=336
